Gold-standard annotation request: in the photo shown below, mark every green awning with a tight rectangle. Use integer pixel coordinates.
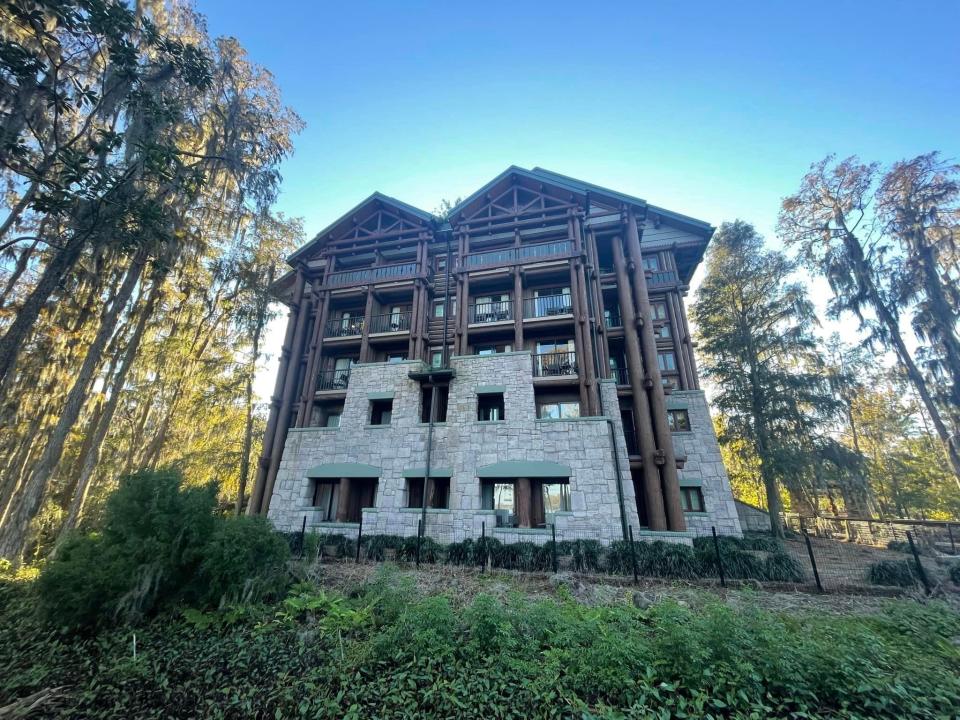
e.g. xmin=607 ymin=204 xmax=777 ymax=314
xmin=476 ymin=460 xmax=571 ymax=479
xmin=476 ymin=385 xmax=506 ymax=394
xmin=401 ymin=467 xmax=453 ymax=478
xmin=678 ymin=476 xmax=702 ymax=488
xmin=367 ymin=391 xmax=395 ymax=400
xmin=306 ymin=462 xmax=380 ymax=478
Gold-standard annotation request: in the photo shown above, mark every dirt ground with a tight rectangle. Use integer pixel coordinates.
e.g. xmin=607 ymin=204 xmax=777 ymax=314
xmin=303 ymin=557 xmax=960 ymax=616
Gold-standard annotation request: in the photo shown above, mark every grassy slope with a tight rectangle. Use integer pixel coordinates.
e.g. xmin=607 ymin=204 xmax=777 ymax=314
xmin=1 ymin=566 xmax=959 ymax=720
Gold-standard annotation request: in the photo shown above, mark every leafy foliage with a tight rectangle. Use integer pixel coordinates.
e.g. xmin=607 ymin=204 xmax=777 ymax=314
xmin=36 ymin=469 xmax=289 ymax=628
xmin=2 ymin=571 xmax=959 ymax=718
xmin=867 ymin=560 xmax=920 ymax=588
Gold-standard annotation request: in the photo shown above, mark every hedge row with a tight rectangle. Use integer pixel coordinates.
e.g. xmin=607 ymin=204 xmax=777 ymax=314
xmin=292 ymin=530 xmax=807 ymax=583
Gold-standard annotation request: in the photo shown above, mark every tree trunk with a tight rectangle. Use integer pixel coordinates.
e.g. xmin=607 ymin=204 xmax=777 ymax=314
xmin=0 ymin=251 xmax=146 ymax=561
xmin=56 ymin=277 xmax=163 ymax=542
xmin=235 ymin=314 xmax=265 ymax=515
xmin=0 ymin=232 xmax=89 ymax=393
xmin=841 ymin=229 xmax=960 ymax=485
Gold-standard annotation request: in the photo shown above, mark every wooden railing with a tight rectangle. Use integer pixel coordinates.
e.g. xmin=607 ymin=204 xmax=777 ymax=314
xmin=647 ymin=270 xmax=678 ymax=287
xmin=325 ymin=262 xmax=418 ymax=288
xmin=462 ymin=240 xmax=573 ymax=270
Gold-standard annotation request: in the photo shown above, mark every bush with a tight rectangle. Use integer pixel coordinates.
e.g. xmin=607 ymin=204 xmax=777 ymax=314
xmin=948 ymin=562 xmax=960 ymax=585
xmin=191 ymin=516 xmax=289 ymax=607
xmin=36 ymin=468 xmax=290 ymax=629
xmin=887 ymin=539 xmax=912 ymax=553
xmin=867 ymin=560 xmax=919 ymax=587
xmin=763 ymin=552 xmax=806 ymax=582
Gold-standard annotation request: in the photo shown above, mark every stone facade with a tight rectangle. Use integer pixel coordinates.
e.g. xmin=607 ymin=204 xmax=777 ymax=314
xmin=268 ymin=352 xmax=741 ymax=544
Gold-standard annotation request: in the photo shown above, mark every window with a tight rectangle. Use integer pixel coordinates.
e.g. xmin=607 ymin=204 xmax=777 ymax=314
xmin=481 ymin=481 xmax=516 ymax=526
xmin=658 ymin=351 xmax=676 ymax=372
xmin=542 ymin=481 xmax=571 ymax=514
xmin=537 ymin=401 xmax=580 ymax=419
xmin=312 ymin=480 xmax=340 ymax=521
xmin=604 ymin=306 xmax=622 ymax=327
xmin=386 ymin=353 xmax=407 ymax=363
xmin=433 ymin=298 xmax=456 ymax=317
xmin=655 ymin=323 xmax=672 ymax=339
xmin=680 ymin=487 xmax=705 ymax=513
xmin=436 ymin=254 xmax=447 ymax=271
xmin=473 ymin=294 xmax=511 ymax=322
xmin=667 ymin=409 xmax=691 ymax=432
xmin=478 ymin=393 xmax=505 ymax=421
xmin=642 ymin=255 xmax=661 ymax=271
xmin=406 ymin=477 xmax=450 ymax=509
xmin=370 ymin=399 xmax=393 ymax=425
xmin=421 ymin=385 xmax=449 ymax=422
xmin=325 ymin=413 xmax=341 ymax=428
xmin=651 ymin=302 xmax=668 ymax=320
xmin=476 ymin=343 xmax=512 ymax=355
xmin=430 ymin=347 xmax=452 ymax=368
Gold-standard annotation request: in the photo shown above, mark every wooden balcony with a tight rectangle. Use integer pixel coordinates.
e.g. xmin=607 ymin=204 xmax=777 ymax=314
xmin=532 ymin=351 xmax=578 ymax=378
xmin=316 ymin=368 xmax=350 ymax=391
xmin=324 ymin=317 xmax=364 ymax=338
xmin=468 ymin=299 xmax=514 ymax=324
xmin=368 ymin=311 xmax=412 ymax=334
xmin=522 ymin=294 xmax=573 ymax=319
xmin=461 ymin=240 xmax=573 ymax=271
xmin=324 ymin=261 xmax=418 ymax=288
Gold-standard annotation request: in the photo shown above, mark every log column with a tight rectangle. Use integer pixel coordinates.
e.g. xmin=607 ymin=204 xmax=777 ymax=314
xmin=624 ymin=210 xmax=685 ymax=532
xmin=295 ymin=289 xmax=329 ymax=427
xmin=259 ymin=269 xmax=311 ymax=515
xmin=358 ymin=287 xmax=375 ymax=362
xmin=515 ymin=477 xmax=532 ymax=528
xmin=581 ymin=220 xmax=609 ymax=377
xmin=335 ymin=478 xmax=352 ymax=522
xmin=247 ymin=271 xmax=306 ymax=515
xmin=454 ymin=233 xmax=466 ymax=355
xmin=513 ymin=267 xmax=524 ymax=351
xmin=459 ymin=232 xmax=470 ymax=354
xmin=613 ymin=238 xmax=667 ymax=530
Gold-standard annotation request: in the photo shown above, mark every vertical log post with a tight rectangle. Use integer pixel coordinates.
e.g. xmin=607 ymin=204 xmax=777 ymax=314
xmin=612 ymin=237 xmax=667 ymax=530
xmin=624 ymin=210 xmax=685 ymax=532
xmin=247 ymin=272 xmax=306 ymax=515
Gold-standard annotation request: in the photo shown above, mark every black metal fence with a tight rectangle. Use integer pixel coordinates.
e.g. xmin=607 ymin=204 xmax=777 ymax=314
xmin=285 ymin=515 xmax=960 ymax=596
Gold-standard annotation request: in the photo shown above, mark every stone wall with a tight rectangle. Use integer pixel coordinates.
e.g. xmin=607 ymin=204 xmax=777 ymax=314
xmin=268 ymin=353 xmax=739 ymax=543
xmin=669 ymin=390 xmax=743 ymax=537
xmin=736 ymin=500 xmax=771 ymax=533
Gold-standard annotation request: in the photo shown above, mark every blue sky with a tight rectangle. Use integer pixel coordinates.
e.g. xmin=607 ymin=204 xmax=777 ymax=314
xmin=192 ymin=0 xmax=960 ymax=395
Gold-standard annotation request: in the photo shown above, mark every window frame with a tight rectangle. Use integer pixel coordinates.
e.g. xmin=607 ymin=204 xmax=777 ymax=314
xmin=477 ymin=392 xmax=505 ymax=421
xmin=680 ymin=487 xmax=705 ymax=513
xmin=667 ymin=409 xmax=691 ymax=432
xmin=370 ymin=399 xmax=393 ymax=425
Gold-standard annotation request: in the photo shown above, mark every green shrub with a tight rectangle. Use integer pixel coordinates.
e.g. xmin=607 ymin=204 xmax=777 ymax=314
xmin=555 ymin=539 xmax=603 ymax=572
xmin=887 ymin=539 xmax=912 ymax=553
xmin=36 ymin=468 xmax=290 ymax=628
xmin=763 ymin=553 xmax=806 ymax=582
xmin=191 ymin=516 xmax=289 ymax=607
xmin=867 ymin=560 xmax=919 ymax=587
xmin=361 ymin=534 xmax=404 ymax=560
xmin=740 ymin=532 xmax=784 ymax=553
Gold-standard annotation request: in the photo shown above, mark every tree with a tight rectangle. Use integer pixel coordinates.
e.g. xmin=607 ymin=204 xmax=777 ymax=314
xmin=779 ymin=155 xmax=960 ymax=483
xmin=693 ymin=221 xmax=839 ymax=535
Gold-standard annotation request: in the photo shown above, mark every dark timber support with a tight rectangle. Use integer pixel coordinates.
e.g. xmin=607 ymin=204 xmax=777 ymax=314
xmin=624 ymin=210 xmax=686 ymax=532
xmin=255 ymin=269 xmax=310 ymax=515
xmin=612 ymin=236 xmax=667 ymax=530
xmin=358 ymin=287 xmax=375 ymax=362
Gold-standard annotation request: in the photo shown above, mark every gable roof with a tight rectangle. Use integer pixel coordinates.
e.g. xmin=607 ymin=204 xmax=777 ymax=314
xmin=288 ymin=191 xmax=434 ymax=265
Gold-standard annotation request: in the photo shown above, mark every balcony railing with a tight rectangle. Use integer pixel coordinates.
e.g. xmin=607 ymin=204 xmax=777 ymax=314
xmin=316 ymin=368 xmax=350 ymax=391
xmin=611 ymin=366 xmax=629 ymax=385
xmin=523 ymin=294 xmax=573 ymax=319
xmin=325 ymin=262 xmax=418 ymax=288
xmin=532 ymin=351 xmax=578 ymax=377
xmin=648 ymin=270 xmax=678 ymax=287
xmin=604 ymin=308 xmax=622 ymax=328
xmin=368 ymin=311 xmax=411 ymax=334
xmin=325 ymin=317 xmax=364 ymax=338
xmin=462 ymin=240 xmax=573 ymax=269
xmin=468 ymin=299 xmax=513 ymax=324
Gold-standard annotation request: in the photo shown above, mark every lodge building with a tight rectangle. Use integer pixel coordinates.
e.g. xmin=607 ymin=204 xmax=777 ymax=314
xmin=248 ymin=167 xmax=741 ymax=544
